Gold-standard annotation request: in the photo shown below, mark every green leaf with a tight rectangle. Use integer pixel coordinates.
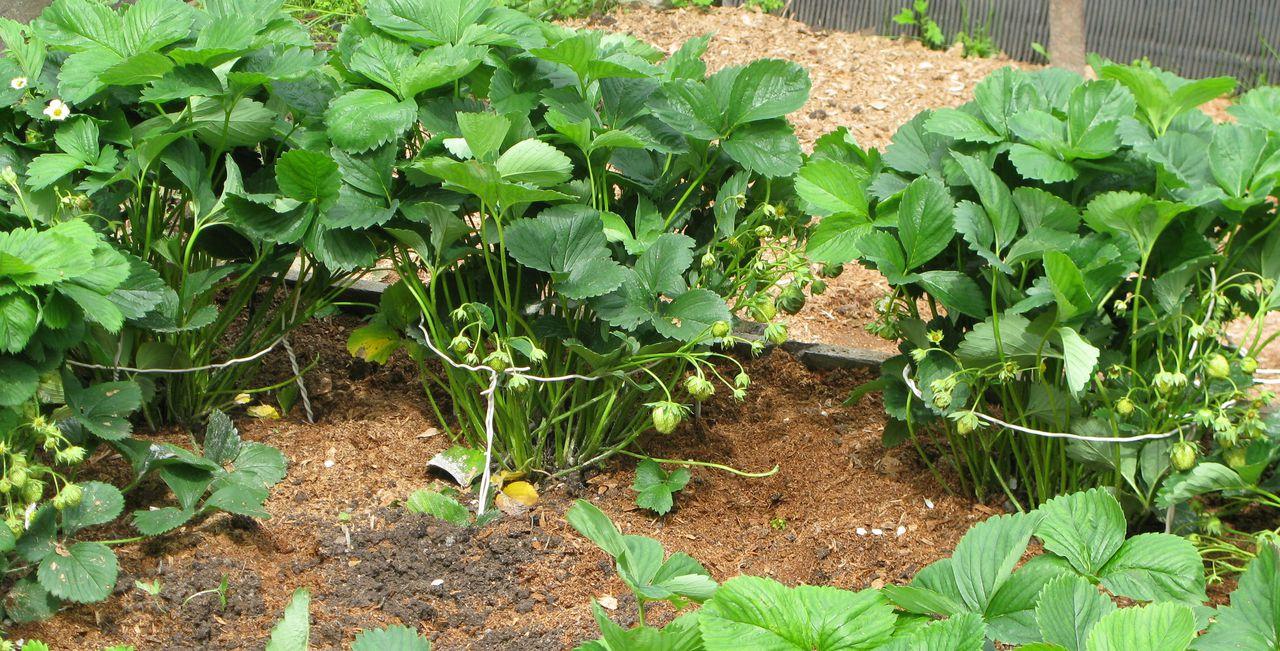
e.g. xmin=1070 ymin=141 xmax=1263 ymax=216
xmin=1008 ymin=144 xmax=1078 ymax=183
xmin=910 ymin=271 xmax=987 ymax=319
xmin=1056 ymin=327 xmax=1100 ymax=396
xmin=58 ymin=283 xmax=124 ymax=332
xmin=61 ymin=481 xmax=125 ymax=536
xmin=950 ymin=512 xmax=1035 ymax=614
xmin=1194 ymin=544 xmax=1279 ymax=650
xmin=160 ymin=464 xmax=214 ymax=512
xmin=897 ymin=176 xmax=954 ymax=270
xmin=132 ymin=506 xmax=194 ymax=536
xmin=567 ymin=499 xmax=626 ymax=558
xmin=699 ymin=576 xmax=896 ymax=650
xmin=24 ymin=153 xmax=85 ymax=190
xmin=505 ymin=206 xmax=626 ymax=300
xmin=456 ymin=111 xmax=511 ymax=162
xmin=1044 ymin=251 xmax=1092 ymax=320
xmin=1082 ymin=191 xmax=1189 ymax=256
xmin=121 ymin=0 xmax=195 ymax=54
xmin=352 ymin=625 xmax=433 ymax=651
xmin=365 ymin=0 xmax=496 ymax=47
xmin=266 ymin=588 xmax=311 ymax=651
xmin=722 ymin=119 xmax=802 ymax=178
xmin=1085 ymin=602 xmax=1196 ymax=651
xmin=794 ymin=158 xmax=868 ymax=217
xmin=951 ymin=152 xmax=1019 ymax=249
xmin=806 ymin=213 xmax=871 ymax=266
xmin=37 ymin=541 xmax=118 ymax=603
xmin=405 ymin=489 xmax=470 ymax=526
xmin=1098 ymin=533 xmax=1206 ymax=603
xmin=986 ymin=555 xmax=1074 ymax=644
xmin=191 ymin=97 xmax=276 ymax=148
xmin=276 ymin=149 xmax=341 ymax=205
xmin=495 ymin=139 xmax=573 ymax=187
xmin=632 ymin=459 xmax=690 ymax=515
xmin=1036 ymin=575 xmax=1116 ymax=651
xmin=1156 ymin=463 xmax=1246 ymax=509
xmin=34 ymin=0 xmax=125 ymax=53
xmin=204 ymin=483 xmax=270 ymax=519
xmin=202 ymin=409 xmax=241 ymax=466
xmin=0 ymin=296 xmax=38 ymax=354
xmin=226 ymin=443 xmax=287 ymax=490
xmin=652 ymin=79 xmax=722 ymax=140
xmin=881 ymin=612 xmax=986 ymax=651
xmin=726 ymin=59 xmax=810 ymax=127
xmin=4 ymin=577 xmax=60 ymax=624
xmin=65 ymin=377 xmax=142 ymax=441
xmin=926 ymin=108 xmax=1003 ymax=143
xmin=326 ymin=89 xmax=418 ymax=153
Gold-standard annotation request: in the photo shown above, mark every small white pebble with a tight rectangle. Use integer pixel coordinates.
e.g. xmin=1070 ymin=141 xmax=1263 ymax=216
xmin=323 ymin=459 xmax=335 ymax=468
xmin=896 ymin=526 xmax=907 ymax=537
xmin=871 ymin=102 xmax=887 ymax=111
xmin=918 ymin=61 xmax=934 ymax=70
xmin=856 ymin=527 xmax=867 ymax=536
xmin=431 ymin=579 xmax=444 ymax=587
xmin=871 ymin=528 xmax=884 ymax=536
xmin=924 ymin=498 xmax=935 ymax=509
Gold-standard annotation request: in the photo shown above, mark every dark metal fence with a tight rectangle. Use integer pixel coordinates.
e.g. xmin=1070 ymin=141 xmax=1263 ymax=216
xmin=730 ymin=0 xmax=1280 ymax=84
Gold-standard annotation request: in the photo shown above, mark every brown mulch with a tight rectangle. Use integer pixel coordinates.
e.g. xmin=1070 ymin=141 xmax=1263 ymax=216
xmin=16 ymin=316 xmax=988 ymax=649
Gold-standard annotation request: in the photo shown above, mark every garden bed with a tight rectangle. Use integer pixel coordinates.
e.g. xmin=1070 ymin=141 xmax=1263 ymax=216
xmin=15 ymin=316 xmax=991 ymax=649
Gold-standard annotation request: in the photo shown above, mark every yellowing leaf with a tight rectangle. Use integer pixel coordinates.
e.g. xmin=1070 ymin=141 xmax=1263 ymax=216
xmin=246 ymin=404 xmax=280 ymax=420
xmin=502 ymin=481 xmax=538 ymax=506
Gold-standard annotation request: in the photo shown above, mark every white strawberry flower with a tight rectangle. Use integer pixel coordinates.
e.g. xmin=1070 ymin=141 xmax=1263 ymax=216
xmin=42 ymin=98 xmax=71 ymax=121
xmin=9 ymin=76 xmax=28 ymax=90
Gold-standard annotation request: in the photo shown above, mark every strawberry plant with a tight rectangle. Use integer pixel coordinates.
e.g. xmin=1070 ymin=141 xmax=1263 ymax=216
xmin=804 ymin=62 xmax=1280 ymax=515
xmin=1 ymin=0 xmax=382 ymax=424
xmin=570 ymin=490 xmax=1280 ymax=650
xmin=337 ymin=0 xmax=819 ymax=474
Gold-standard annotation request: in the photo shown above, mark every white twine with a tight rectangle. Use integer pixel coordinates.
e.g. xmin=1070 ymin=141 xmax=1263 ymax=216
xmin=900 ymin=365 xmax=1185 ymax=443
xmin=415 ymin=321 xmax=610 ymax=515
xmin=281 ymin=338 xmax=314 ymax=424
xmin=67 ymin=338 xmax=285 ymax=374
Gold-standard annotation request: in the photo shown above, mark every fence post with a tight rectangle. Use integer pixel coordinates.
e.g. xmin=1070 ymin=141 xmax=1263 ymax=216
xmin=1049 ymin=0 xmax=1087 ymax=73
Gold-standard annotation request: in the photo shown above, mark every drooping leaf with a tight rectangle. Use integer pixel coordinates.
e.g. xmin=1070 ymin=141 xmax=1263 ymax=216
xmin=699 ymin=576 xmax=896 ymax=650
xmin=1193 ymin=544 xmax=1280 ymax=650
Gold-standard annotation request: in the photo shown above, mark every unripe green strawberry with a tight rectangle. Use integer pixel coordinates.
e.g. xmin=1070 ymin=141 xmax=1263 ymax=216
xmin=451 ymin=335 xmax=472 ymax=354
xmin=507 ymin=375 xmax=529 ymax=393
xmin=1241 ymin=356 xmax=1259 ymax=374
xmin=820 ymin=262 xmax=844 ymax=278
xmin=777 ymin=285 xmax=805 ymax=315
xmin=1116 ymin=397 xmax=1135 ymax=416
xmin=953 ymin=411 xmax=980 ymax=434
xmin=1203 ymin=516 xmax=1223 ymax=536
xmin=754 ymin=225 xmax=772 ymax=238
xmin=1206 ymin=353 xmax=1230 ymax=379
xmin=22 ymin=479 xmax=42 ymax=503
xmin=684 ymin=375 xmax=715 ymax=400
xmin=1224 ymin=446 xmax=1248 ymax=469
xmin=53 ymin=483 xmax=83 ymax=510
xmin=711 ymin=321 xmax=731 ymax=338
xmin=810 ymin=279 xmax=827 ymax=295
xmin=650 ymin=402 xmax=684 ymax=434
xmin=752 ymin=298 xmax=777 ymax=322
xmin=764 ymin=322 xmax=788 ymax=345
xmin=700 ymin=252 xmax=716 ymax=269
xmin=4 ymin=517 xmax=20 ymax=537
xmin=734 ymin=372 xmax=751 ymax=389
xmin=1170 ymin=441 xmax=1198 ymax=471
xmin=484 ymin=351 xmax=511 ymax=372
xmin=9 ymin=467 xmax=27 ymax=488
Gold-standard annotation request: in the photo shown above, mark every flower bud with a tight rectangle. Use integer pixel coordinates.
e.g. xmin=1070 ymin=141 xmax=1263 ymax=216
xmin=732 ymin=388 xmax=746 ymax=401
xmin=464 ymin=352 xmax=480 ymax=365
xmin=734 ymin=372 xmax=751 ymax=389
xmin=1170 ymin=441 xmax=1198 ymax=471
xmin=700 ymin=252 xmax=716 ymax=269
xmin=1203 ymin=516 xmax=1224 ymax=536
xmin=55 ymin=445 xmax=87 ymax=465
xmin=951 ymin=410 xmax=980 ymax=434
xmin=711 ymin=321 xmax=732 ymax=338
xmin=1205 ymin=354 xmax=1230 ymax=380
